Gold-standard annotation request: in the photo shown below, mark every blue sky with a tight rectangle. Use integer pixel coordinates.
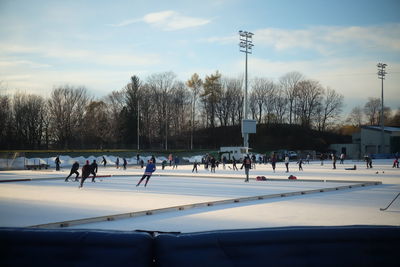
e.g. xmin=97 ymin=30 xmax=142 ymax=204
xmin=0 ymin=0 xmax=399 ymax=113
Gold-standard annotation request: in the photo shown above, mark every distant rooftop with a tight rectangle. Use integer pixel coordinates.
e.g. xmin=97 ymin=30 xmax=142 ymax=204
xmin=362 ymin=126 xmax=400 ymax=132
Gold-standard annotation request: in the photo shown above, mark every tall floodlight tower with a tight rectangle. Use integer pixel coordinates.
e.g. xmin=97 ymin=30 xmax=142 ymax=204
xmin=239 ymin=30 xmax=255 ymax=150
xmin=377 ymin=62 xmax=387 ymax=154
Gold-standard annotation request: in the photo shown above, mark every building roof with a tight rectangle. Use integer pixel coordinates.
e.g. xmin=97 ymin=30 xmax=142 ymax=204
xmin=361 ymin=126 xmax=400 ymax=133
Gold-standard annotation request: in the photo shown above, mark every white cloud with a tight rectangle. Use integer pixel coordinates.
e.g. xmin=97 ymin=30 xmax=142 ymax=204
xmin=0 ymin=43 xmax=161 ymax=67
xmin=254 ymin=24 xmax=400 ymax=53
xmin=0 ymin=59 xmax=51 ymax=68
xmin=111 ymin=10 xmax=211 ymax=31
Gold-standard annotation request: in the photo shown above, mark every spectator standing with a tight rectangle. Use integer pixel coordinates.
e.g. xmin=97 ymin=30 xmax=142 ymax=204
xmin=168 ymin=154 xmax=173 ymax=166
xmin=55 ymin=156 xmax=61 ymax=171
xmin=210 ymin=156 xmax=216 ymax=173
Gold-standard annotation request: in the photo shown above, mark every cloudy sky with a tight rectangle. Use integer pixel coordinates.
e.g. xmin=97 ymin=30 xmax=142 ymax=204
xmin=0 ymin=0 xmax=399 ymax=113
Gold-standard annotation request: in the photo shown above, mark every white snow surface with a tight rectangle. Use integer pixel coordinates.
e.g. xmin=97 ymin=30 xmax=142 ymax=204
xmin=0 ymin=158 xmax=399 ymax=233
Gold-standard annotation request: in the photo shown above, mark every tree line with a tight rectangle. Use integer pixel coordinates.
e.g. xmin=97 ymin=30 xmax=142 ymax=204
xmin=0 ymin=70 xmax=398 ymax=150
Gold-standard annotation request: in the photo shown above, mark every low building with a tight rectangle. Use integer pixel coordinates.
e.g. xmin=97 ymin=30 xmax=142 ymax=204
xmin=330 ymin=126 xmax=400 ymax=159
xmin=359 ymin=126 xmax=400 ymax=155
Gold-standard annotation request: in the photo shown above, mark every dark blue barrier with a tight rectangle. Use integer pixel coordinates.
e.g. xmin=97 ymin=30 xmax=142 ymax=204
xmin=0 ymin=228 xmax=154 ymax=267
xmin=1 ymin=226 xmax=399 ymax=266
xmin=155 ymin=226 xmax=400 ymax=267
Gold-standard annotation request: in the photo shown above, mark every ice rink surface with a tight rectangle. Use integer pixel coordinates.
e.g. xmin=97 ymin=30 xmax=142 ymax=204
xmin=0 ymin=159 xmax=399 ymax=233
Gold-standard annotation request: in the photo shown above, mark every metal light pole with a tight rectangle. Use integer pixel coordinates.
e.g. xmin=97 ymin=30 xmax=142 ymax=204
xmin=137 ymin=97 xmax=140 ymax=150
xmin=239 ymin=30 xmax=254 ymax=149
xmin=377 ymin=62 xmax=387 ymax=153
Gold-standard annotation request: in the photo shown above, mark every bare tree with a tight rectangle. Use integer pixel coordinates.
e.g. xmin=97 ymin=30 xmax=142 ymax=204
xmin=346 ymin=106 xmax=364 ymax=127
xmin=83 ymin=101 xmax=110 ymax=148
xmin=201 ymin=71 xmax=222 ymax=128
xmin=104 ymin=90 xmax=126 ymax=145
xmin=364 ymin=97 xmax=381 ymax=125
xmin=47 ymin=86 xmax=90 ymax=148
xmin=147 ymin=71 xmax=177 ymax=150
xmin=295 ymin=80 xmax=323 ymax=128
xmin=12 ymin=93 xmax=46 ymax=148
xmin=186 ymin=73 xmax=203 ymax=149
xmin=0 ymin=94 xmax=12 ymax=148
xmin=280 ymin=71 xmax=304 ymax=125
xmin=317 ymin=87 xmax=344 ymax=131
xmin=272 ymin=85 xmax=287 ymax=124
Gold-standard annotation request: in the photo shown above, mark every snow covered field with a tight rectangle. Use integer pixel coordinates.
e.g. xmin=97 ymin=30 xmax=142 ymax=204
xmin=0 ymin=159 xmax=399 ymax=233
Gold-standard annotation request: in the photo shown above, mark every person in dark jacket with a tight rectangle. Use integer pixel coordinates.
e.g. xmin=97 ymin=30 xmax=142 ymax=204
xmin=271 ymin=154 xmax=277 ymax=173
xmin=101 ymin=156 xmax=107 ymax=167
xmin=241 ymin=155 xmax=252 ymax=182
xmin=192 ymin=161 xmax=199 ymax=173
xmin=79 ymin=160 xmax=91 ymax=188
xmin=210 ymin=156 xmax=216 ymax=173
xmin=55 ymin=156 xmax=61 ymax=171
xmin=65 ymin=161 xmax=80 ymax=182
xmin=90 ymin=160 xmax=98 ymax=182
xmin=123 ymin=158 xmax=127 ymax=170
xmin=136 ymin=160 xmax=156 ymax=187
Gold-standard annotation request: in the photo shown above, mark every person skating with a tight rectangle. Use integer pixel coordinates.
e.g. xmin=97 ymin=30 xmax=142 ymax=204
xmin=79 ymin=160 xmax=91 ymax=188
xmin=365 ymin=155 xmax=373 ymax=169
xmin=90 ymin=160 xmax=98 ymax=182
xmin=251 ymin=154 xmax=256 ymax=169
xmin=65 ymin=161 xmax=80 ymax=182
xmin=306 ymin=154 xmax=310 ymax=164
xmin=173 ymin=156 xmax=179 ymax=169
xmin=340 ymin=153 xmax=345 ymax=164
xmin=115 ymin=157 xmax=119 ymax=169
xmin=284 ymin=155 xmax=289 ymax=172
xmin=192 ymin=161 xmax=199 ymax=173
xmin=136 ymin=160 xmax=156 ymax=187
xmin=297 ymin=158 xmax=304 ymax=171
xmin=241 ymin=155 xmax=252 ymax=182
xmin=271 ymin=153 xmax=277 ymax=173
xmin=332 ymin=154 xmax=337 ymax=169
xmin=123 ymin=158 xmax=127 ymax=170
xmin=393 ymin=158 xmax=399 ymax=168
xmin=232 ymin=156 xmax=238 ymax=171
xmin=101 ymin=156 xmax=107 ymax=167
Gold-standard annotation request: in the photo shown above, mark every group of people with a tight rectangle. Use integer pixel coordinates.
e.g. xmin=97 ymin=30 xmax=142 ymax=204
xmin=64 ymin=160 xmax=98 ymax=188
